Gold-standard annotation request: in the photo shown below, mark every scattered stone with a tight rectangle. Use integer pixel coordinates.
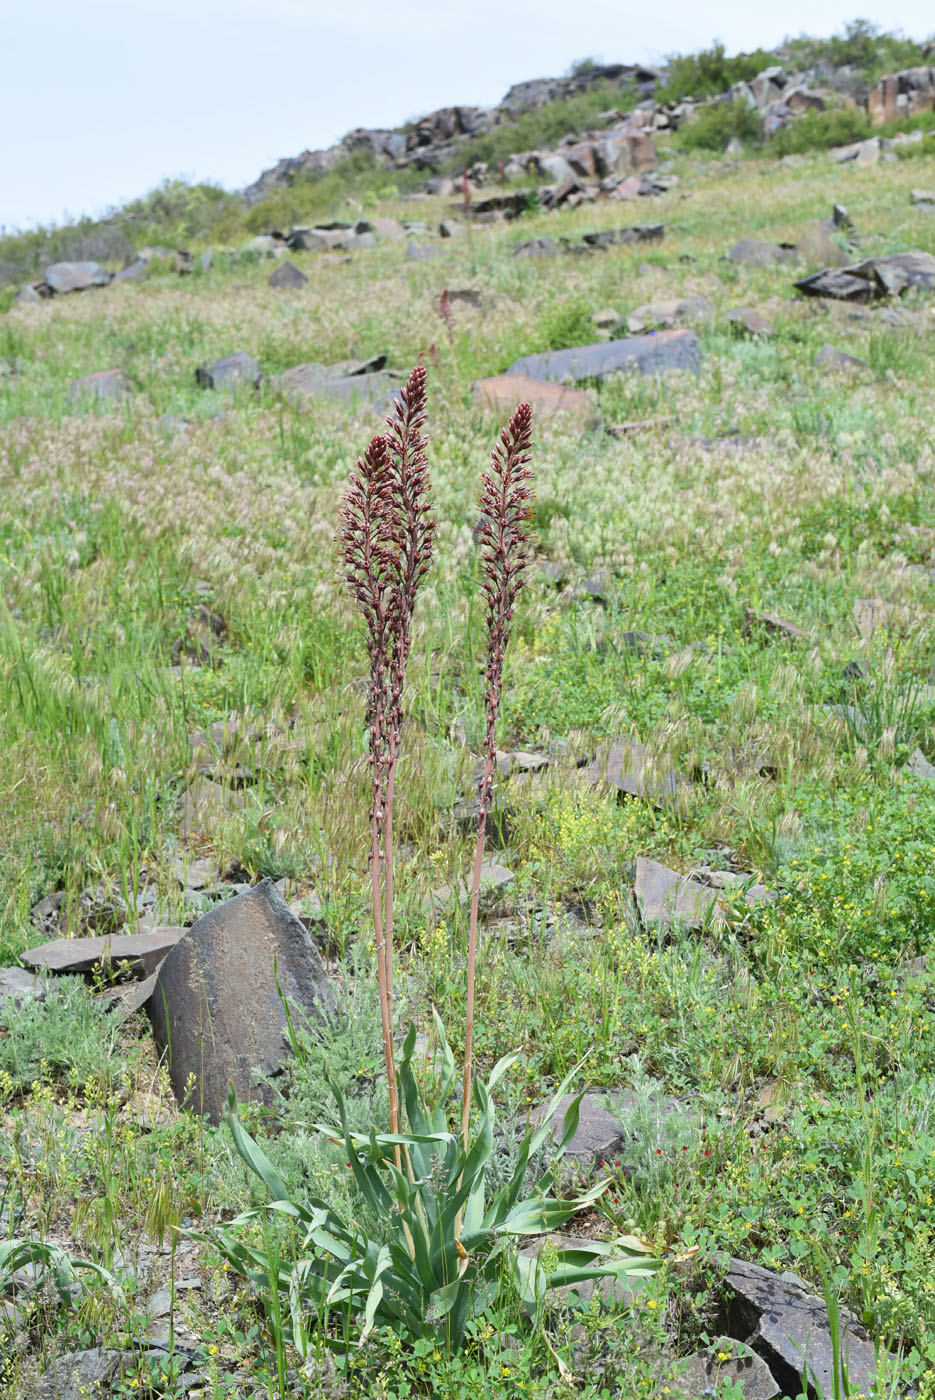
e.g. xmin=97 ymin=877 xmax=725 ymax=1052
xmin=426 ymin=862 xmax=515 ymax=921
xmin=727 ymin=306 xmax=775 ymax=336
xmin=591 ymin=306 xmax=619 ymax=331
xmin=472 ymin=373 xmax=594 ymax=423
xmin=200 ymin=249 xmax=214 ymax=271
xmin=96 ymin=968 xmax=163 ymax=1020
xmin=447 ymin=288 xmax=483 ymax=309
xmin=20 ymin=929 xmax=185 ymax=978
xmin=43 ymin=261 xmax=112 ymax=293
xmin=267 ymin=260 xmax=307 ymax=289
xmin=853 ymin=596 xmax=891 ymax=639
xmin=511 ymin=236 xmax=559 ymax=258
xmin=814 ymin=343 xmax=867 ymax=373
xmin=372 ymin=216 xmax=406 ymax=240
xmin=635 ymin=857 xmax=722 ymax=930
xmin=674 ymin=1346 xmax=779 ymax=1399
xmin=271 ymin=361 xmax=404 ymax=409
xmin=114 ymin=258 xmax=148 ymax=282
xmin=795 ymin=224 xmax=850 ymax=268
xmin=829 ymin=136 xmax=881 ymax=165
xmin=195 ymin=351 xmax=262 ymax=392
xmin=721 ymin=1257 xmax=879 ymax=1400
xmin=148 ymin=878 xmax=337 ymax=1122
xmin=743 ymin=609 xmax=808 ymax=642
xmin=504 ymin=330 xmax=700 ymax=384
xmin=795 ymin=250 xmax=935 ymax=301
xmin=528 ymin=1091 xmax=626 ymax=1172
xmin=728 ymin=238 xmax=795 ymax=268
xmin=907 ymin=748 xmax=935 ymax=781
xmin=439 ymin=219 xmax=463 ymax=238
xmin=0 ymin=966 xmax=46 ymax=1011
xmin=34 ymin=1348 xmax=138 ymax=1400
xmin=147 ymin=1277 xmax=202 ymax=1319
xmin=606 ymin=415 xmax=676 ymax=438
xmin=15 ymin=284 xmax=42 ymax=304
xmin=405 ymin=241 xmax=439 ymax=260
xmin=66 ymin=369 xmax=132 ymax=406
xmin=179 ymin=777 xmax=249 ymax=836
xmin=580 ymin=224 xmax=664 ymax=250
xmin=626 ymin=295 xmax=712 ymax=333
xmin=583 ymin=737 xmax=686 ymax=804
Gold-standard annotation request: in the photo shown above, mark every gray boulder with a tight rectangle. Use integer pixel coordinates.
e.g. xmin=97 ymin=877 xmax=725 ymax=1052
xmin=814 ymin=344 xmax=868 ymax=373
xmin=722 ymin=1257 xmax=879 ymax=1400
xmin=148 ymin=879 xmax=336 ymax=1123
xmin=796 ymin=250 xmax=935 ymax=301
xmin=635 ymin=857 xmax=722 ymax=930
xmin=0 ymin=966 xmax=46 ymax=1012
xmin=504 ymin=330 xmax=700 ymax=384
xmin=267 ymin=260 xmax=308 ymax=289
xmin=34 ymin=1349 xmax=139 ymax=1400
xmin=195 ymin=351 xmax=262 ymax=392
xmin=271 ymin=361 xmax=403 ymax=410
xmin=583 ymin=736 xmax=686 ymax=803
xmin=44 ymin=261 xmax=112 ymax=293
xmin=728 ymin=238 xmax=795 ymax=268
xmin=67 ymin=369 xmax=132 ymax=406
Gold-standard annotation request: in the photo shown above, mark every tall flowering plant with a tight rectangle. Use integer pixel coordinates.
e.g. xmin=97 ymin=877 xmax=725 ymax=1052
xmin=207 ymin=369 xmax=658 ymax=1356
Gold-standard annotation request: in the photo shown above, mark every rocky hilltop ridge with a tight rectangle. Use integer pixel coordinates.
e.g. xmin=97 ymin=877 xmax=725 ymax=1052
xmin=243 ymin=47 xmax=935 ymax=207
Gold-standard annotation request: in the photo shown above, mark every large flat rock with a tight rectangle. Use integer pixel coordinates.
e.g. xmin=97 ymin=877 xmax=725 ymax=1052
xmin=44 ymin=261 xmax=112 ymax=293
xmin=472 ymin=372 xmax=594 ymax=423
xmin=20 ymin=929 xmax=185 ymax=977
xmin=148 ymin=879 xmax=336 ymax=1123
xmin=635 ymin=857 xmax=723 ymax=930
xmin=583 ymin=736 xmax=686 ymax=804
xmin=503 ymin=330 xmax=700 ymax=384
xmin=270 ymin=361 xmax=404 ymax=408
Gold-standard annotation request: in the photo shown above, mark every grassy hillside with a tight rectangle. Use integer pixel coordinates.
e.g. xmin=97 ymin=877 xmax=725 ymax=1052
xmin=1 ymin=120 xmax=935 ymax=1397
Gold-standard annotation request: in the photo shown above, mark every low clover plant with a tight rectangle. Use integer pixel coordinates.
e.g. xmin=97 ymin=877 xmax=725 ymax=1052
xmin=202 ymin=367 xmax=659 ymax=1356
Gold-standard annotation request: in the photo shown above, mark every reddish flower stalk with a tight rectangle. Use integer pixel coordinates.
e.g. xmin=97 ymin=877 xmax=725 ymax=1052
xmin=436 ymin=290 xmax=459 ymax=391
xmin=461 ymin=402 xmax=534 ymax=1149
xmin=338 ymin=366 xmax=434 ymax=1141
xmin=381 ymin=366 xmax=434 ymax=1009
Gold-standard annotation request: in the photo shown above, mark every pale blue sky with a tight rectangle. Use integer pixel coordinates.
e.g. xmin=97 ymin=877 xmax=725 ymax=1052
xmin=2 ymin=0 xmax=932 ymax=231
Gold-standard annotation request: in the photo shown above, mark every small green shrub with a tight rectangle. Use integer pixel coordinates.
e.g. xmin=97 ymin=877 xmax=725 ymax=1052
xmin=770 ymin=107 xmax=871 ymax=155
xmin=657 ymin=42 xmax=776 ymax=103
xmin=0 ymin=976 xmax=122 ymax=1095
xmin=677 ymin=100 xmax=764 ymax=151
xmin=539 ymin=299 xmax=597 ymax=351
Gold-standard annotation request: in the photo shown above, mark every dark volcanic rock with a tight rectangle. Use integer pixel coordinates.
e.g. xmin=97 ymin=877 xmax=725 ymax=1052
xmin=195 ymin=351 xmax=262 ymax=391
xmin=721 ymin=1257 xmax=879 ymax=1400
xmin=44 ymin=261 xmax=112 ymax=293
xmin=504 ymin=330 xmax=700 ymax=383
xmin=795 ymin=250 xmax=935 ymax=301
xmin=148 ymin=879 xmax=336 ymax=1123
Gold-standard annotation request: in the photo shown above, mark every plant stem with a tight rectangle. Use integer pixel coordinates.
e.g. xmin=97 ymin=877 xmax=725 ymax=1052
xmin=461 ymin=756 xmax=492 ymax=1151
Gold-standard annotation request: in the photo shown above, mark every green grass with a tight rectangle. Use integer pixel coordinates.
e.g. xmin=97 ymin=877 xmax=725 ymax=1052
xmin=1 ymin=125 xmax=935 ymax=1396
